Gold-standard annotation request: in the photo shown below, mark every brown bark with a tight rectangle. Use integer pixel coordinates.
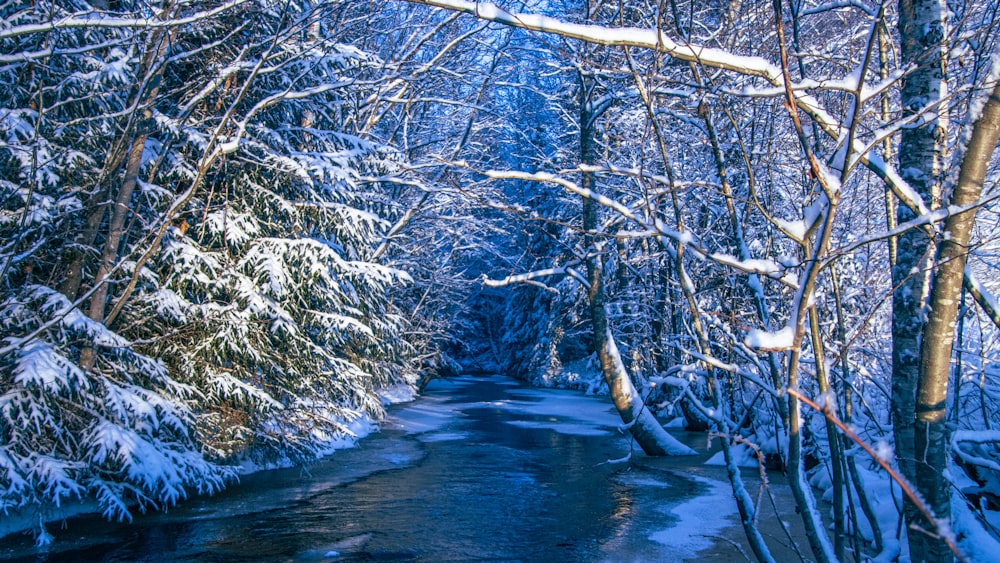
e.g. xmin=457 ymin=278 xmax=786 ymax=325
xmin=58 ymin=190 xmax=112 ymax=301
xmin=58 ymin=129 xmax=135 ymax=300
xmin=86 ymin=133 xmax=148 ymax=323
xmin=79 ymin=128 xmax=154 ymax=370
xmin=772 ymin=3 xmax=839 ymax=559
xmin=77 ymin=11 xmax=174 ymax=369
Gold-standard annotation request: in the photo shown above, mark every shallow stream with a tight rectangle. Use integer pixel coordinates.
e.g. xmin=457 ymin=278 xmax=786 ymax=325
xmin=0 ymin=375 xmax=807 ymax=562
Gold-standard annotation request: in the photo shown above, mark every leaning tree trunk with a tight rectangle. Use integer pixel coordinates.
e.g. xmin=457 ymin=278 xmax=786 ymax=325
xmin=578 ymin=75 xmax=694 ymax=457
xmin=893 ymin=1 xmax=949 ymax=559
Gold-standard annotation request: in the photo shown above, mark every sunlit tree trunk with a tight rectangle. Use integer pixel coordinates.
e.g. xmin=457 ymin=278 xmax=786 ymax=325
xmin=579 ymin=74 xmax=693 ymax=457
xmin=78 ymin=16 xmax=174 ymax=370
xmin=916 ymin=79 xmax=1000 ymax=563
xmin=57 ymin=162 xmax=123 ymax=302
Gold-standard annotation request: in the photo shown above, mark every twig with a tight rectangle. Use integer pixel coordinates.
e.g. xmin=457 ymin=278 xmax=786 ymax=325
xmin=788 ymin=388 xmax=969 ymax=562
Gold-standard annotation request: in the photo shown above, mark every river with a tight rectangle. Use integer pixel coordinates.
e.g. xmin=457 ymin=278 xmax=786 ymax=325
xmin=0 ymin=375 xmax=808 ymax=562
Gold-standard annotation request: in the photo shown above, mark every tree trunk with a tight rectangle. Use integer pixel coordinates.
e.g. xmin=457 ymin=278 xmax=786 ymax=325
xmin=579 ymin=75 xmax=694 ymax=457
xmin=77 ymin=15 xmax=173 ymax=369
xmin=916 ymin=79 xmax=1000 ymax=562
xmin=58 ymin=189 xmax=113 ymax=301
xmin=86 ymin=132 xmax=148 ymax=322
xmin=893 ymin=1 xmax=948 ymax=558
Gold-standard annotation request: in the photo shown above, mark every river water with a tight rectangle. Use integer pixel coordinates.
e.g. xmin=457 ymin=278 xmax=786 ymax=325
xmin=0 ymin=375 xmax=807 ymax=562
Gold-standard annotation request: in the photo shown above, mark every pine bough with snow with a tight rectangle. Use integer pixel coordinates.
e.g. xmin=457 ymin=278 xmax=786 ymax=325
xmin=0 ymin=0 xmax=423 ymax=539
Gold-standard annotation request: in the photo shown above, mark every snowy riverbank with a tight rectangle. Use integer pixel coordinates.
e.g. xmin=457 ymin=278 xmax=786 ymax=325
xmin=0 ymin=383 xmax=419 ymax=544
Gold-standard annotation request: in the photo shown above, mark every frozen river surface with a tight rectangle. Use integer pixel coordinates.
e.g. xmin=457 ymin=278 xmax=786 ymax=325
xmin=0 ymin=375 xmax=804 ymax=562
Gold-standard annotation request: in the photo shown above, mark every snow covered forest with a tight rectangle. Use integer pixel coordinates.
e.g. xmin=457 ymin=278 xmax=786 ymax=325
xmin=3 ymin=0 xmax=1000 ymax=560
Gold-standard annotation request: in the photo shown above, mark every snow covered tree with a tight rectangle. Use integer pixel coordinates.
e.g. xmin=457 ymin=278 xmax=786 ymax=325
xmin=0 ymin=0 xmax=241 ymax=527
xmin=0 ymin=0 xmax=479 ymax=533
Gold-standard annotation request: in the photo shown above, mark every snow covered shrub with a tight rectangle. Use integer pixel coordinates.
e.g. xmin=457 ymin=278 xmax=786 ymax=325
xmin=127 ymin=212 xmax=410 ymax=464
xmin=0 ymin=286 xmax=233 ymax=521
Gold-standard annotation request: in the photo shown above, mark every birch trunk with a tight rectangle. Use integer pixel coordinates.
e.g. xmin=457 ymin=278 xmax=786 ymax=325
xmin=893 ymin=1 xmax=948 ymax=558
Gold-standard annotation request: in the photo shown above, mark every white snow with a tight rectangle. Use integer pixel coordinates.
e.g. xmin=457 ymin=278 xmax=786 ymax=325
xmin=954 ymin=429 xmax=1000 ymax=444
xmin=874 ymin=440 xmax=894 ymax=462
xmin=490 ymin=388 xmax=624 ymax=432
xmin=389 ymin=400 xmax=463 ymax=435
xmin=648 ymin=473 xmax=738 ymax=558
xmin=615 ymin=474 xmax=672 ymax=489
xmin=389 ymin=383 xmax=472 ymax=435
xmin=237 ymin=414 xmax=379 ymax=475
xmin=504 ymin=419 xmax=612 ymax=436
xmin=704 ymin=443 xmax=760 ymax=468
xmin=665 ymin=416 xmax=686 ymax=428
xmin=377 ymin=384 xmax=417 ymax=405
xmin=744 ymin=326 xmax=795 ymax=351
xmin=775 ymin=217 xmax=807 ymax=241
xmin=961 ymin=501 xmax=1000 ymax=561
xmin=710 ymin=253 xmax=783 ymax=276
xmin=965 ymin=266 xmax=1000 ymax=318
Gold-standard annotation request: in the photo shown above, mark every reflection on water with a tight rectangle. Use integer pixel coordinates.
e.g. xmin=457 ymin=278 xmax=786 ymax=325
xmin=0 ymin=376 xmax=805 ymax=562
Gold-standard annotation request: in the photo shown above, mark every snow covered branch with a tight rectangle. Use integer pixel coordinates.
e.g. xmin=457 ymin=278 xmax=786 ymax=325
xmin=482 ymin=266 xmax=586 ymax=290
xmin=0 ymin=1 xmax=251 ymax=41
